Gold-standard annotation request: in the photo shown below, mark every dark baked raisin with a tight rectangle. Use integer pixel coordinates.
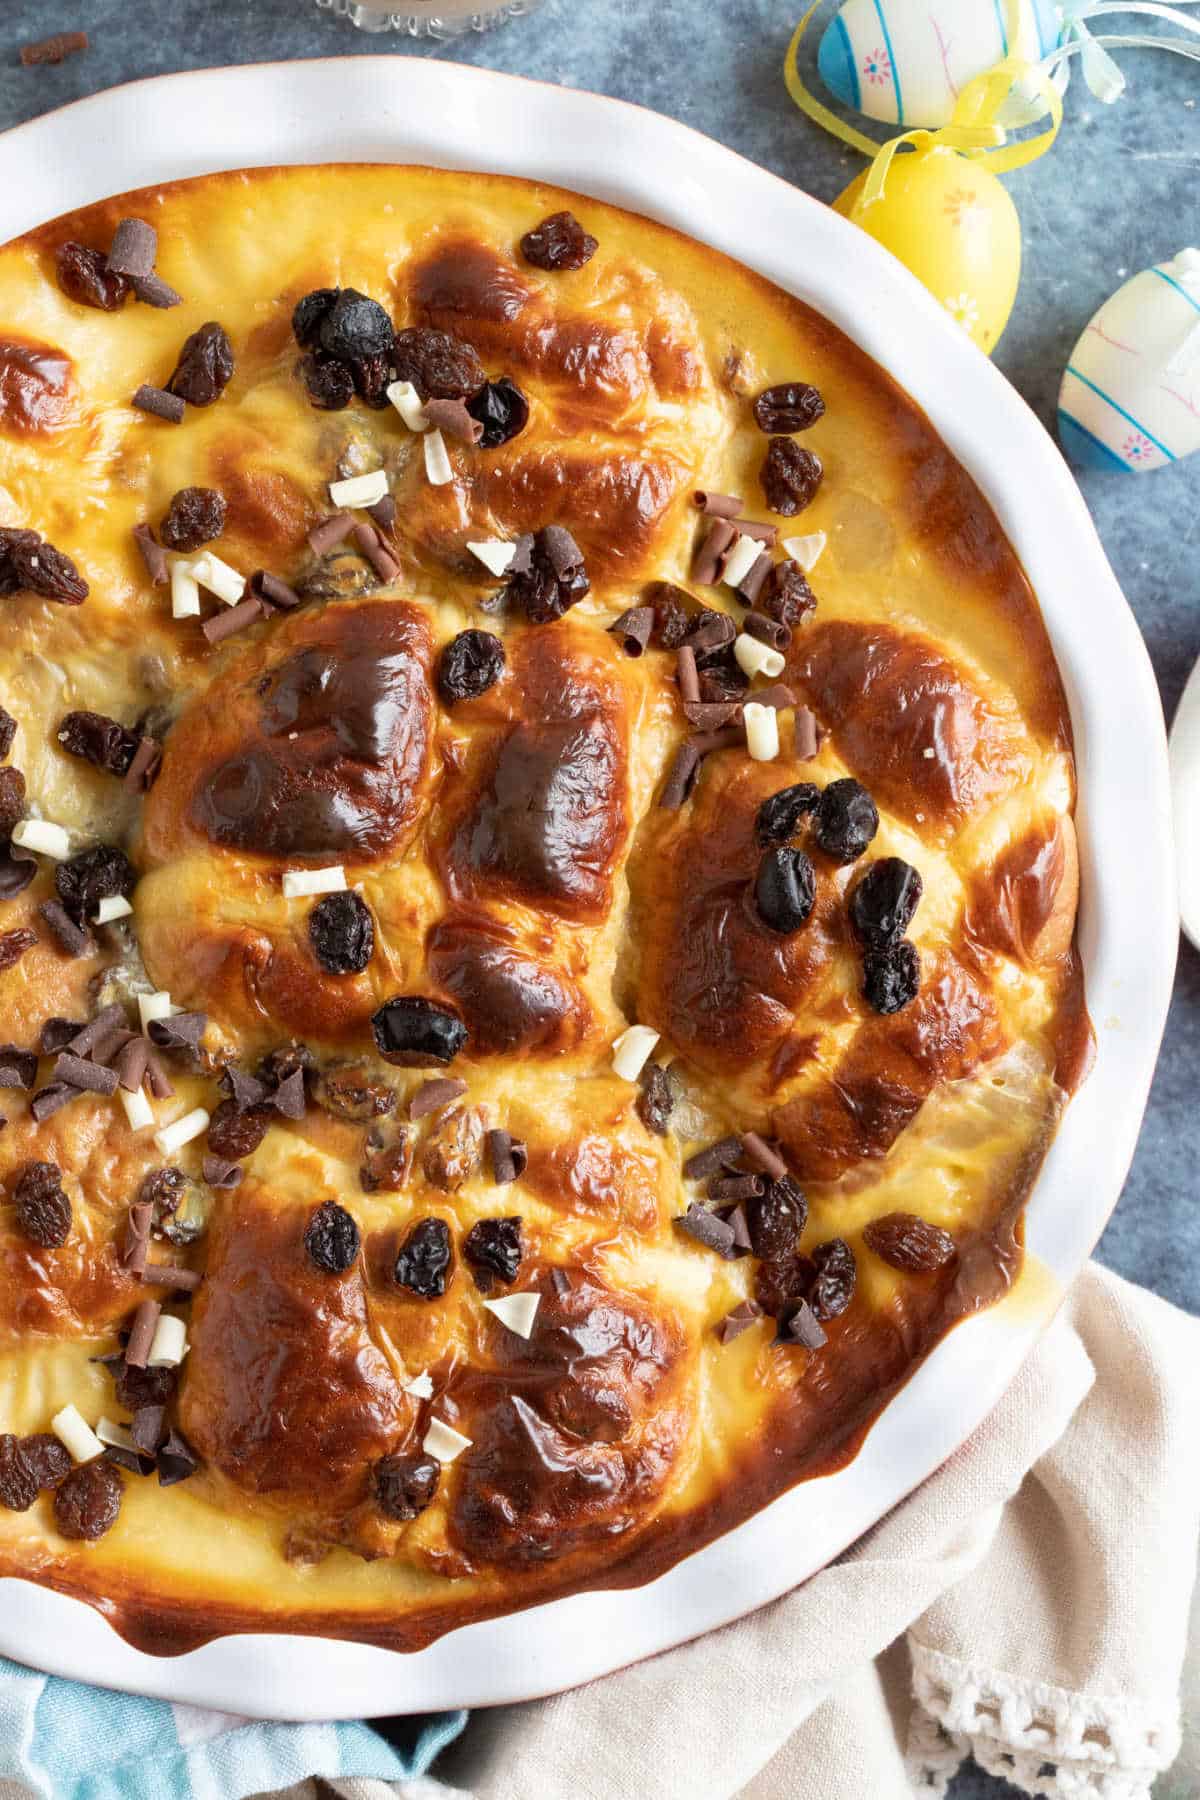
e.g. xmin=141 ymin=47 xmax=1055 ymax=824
xmin=862 ymin=940 xmax=921 ymax=1015
xmin=312 ymin=1063 xmax=395 ymax=1122
xmin=438 ymin=630 xmax=506 ymax=705
xmin=760 ymin=559 xmax=817 ymax=629
xmin=505 ymin=525 xmax=590 ymax=624
xmin=373 ymin=1452 xmax=440 ymax=1522
xmin=636 ymin=1061 xmax=676 ymax=1137
xmin=12 ymin=1160 xmax=71 ymax=1247
xmin=18 ymin=1432 xmax=71 ymax=1489
xmin=754 ymin=1253 xmax=816 ymax=1320
xmin=166 ymin=321 xmax=234 ymax=407
xmin=304 ymin=1199 xmax=361 ymax=1274
xmin=160 ymin=485 xmax=226 ymax=552
xmin=754 ymin=847 xmax=816 ymax=934
xmin=753 ymin=382 xmax=826 ymax=434
xmin=850 ymin=858 xmax=923 ymax=949
xmin=57 ymin=710 xmax=139 ymax=776
xmin=810 ymin=1237 xmax=856 ymax=1319
xmin=348 ymin=351 xmax=392 ymax=409
xmin=0 ymin=766 xmax=24 ymax=838
xmin=864 ymin=1211 xmax=956 ymax=1272
xmin=359 ymin=1126 xmax=411 ymax=1193
xmin=299 ymin=352 xmax=354 ymax=411
xmin=466 ymin=376 xmax=529 ymax=448
xmin=761 ymin=438 xmax=824 ymax=516
xmin=394 ymin=1216 xmax=453 ymax=1299
xmin=53 ymin=1459 xmax=123 ymax=1540
xmin=813 ymin=778 xmax=878 ymax=863
xmin=309 ymin=890 xmax=375 ymax=975
xmin=317 ymin=288 xmax=393 ymax=360
xmin=113 ymin=1358 xmax=176 ymax=1412
xmin=421 ymin=1107 xmax=484 ymax=1194
xmin=55 ymin=844 xmax=136 ymax=927
xmin=643 ymin=581 xmax=694 ymax=650
xmin=0 ymin=928 xmax=37 ymax=971
xmin=139 ymin=1164 xmax=186 ymax=1222
xmin=291 ymin=288 xmax=340 ymax=349
xmin=55 ymin=241 xmax=131 ymax=311
xmin=520 ymin=210 xmax=598 ymax=271
xmin=7 ymin=536 xmax=88 ymax=604
xmin=746 ymin=1175 xmax=808 ymax=1261
xmin=206 ymin=1098 xmax=270 ymax=1161
xmin=372 ymin=997 xmax=468 ymax=1068
xmin=0 ymin=708 xmax=14 ymax=759
xmin=391 ymin=327 xmax=485 ymax=402
xmin=755 ymin=782 xmax=821 ymax=847
xmin=0 ymin=1435 xmax=38 ymax=1512
xmin=463 ymin=1216 xmax=522 ymax=1291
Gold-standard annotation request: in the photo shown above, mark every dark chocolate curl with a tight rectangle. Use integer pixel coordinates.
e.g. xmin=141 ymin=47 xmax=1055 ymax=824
xmin=692 ymin=491 xmax=743 ymax=518
xmin=659 ymin=742 xmax=701 ymax=811
xmin=674 ymin=1203 xmax=737 ymax=1259
xmin=607 ymin=607 xmax=654 ymax=658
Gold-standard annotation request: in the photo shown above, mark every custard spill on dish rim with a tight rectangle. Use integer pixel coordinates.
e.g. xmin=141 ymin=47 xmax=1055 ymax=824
xmin=0 ymin=165 xmax=1090 ymax=1652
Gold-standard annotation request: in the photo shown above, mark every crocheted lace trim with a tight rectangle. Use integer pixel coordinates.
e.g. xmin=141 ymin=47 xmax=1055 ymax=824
xmin=904 ymin=1642 xmax=1181 ymax=1800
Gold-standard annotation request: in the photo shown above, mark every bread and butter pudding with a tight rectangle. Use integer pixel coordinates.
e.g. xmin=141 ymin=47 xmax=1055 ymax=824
xmin=0 ymin=165 xmax=1090 ymax=1652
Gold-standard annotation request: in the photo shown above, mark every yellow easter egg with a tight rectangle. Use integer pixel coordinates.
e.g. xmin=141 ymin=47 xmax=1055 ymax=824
xmin=834 ymin=146 xmax=1021 ymax=353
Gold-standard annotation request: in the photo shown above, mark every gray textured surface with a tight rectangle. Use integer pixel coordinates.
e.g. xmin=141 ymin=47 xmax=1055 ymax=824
xmin=0 ymin=5 xmax=1196 ymax=1795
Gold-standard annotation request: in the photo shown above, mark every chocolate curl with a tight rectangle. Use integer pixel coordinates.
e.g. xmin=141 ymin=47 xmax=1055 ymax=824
xmin=67 ymin=1005 xmax=125 ymax=1058
xmin=676 ymin=645 xmax=701 ymax=705
xmin=107 ymin=218 xmax=157 ymax=279
xmin=692 ymin=491 xmax=743 ymax=518
xmin=718 ymin=1299 xmax=763 ymax=1344
xmin=132 ymin=384 xmax=184 ymax=424
xmin=350 ymin=523 xmax=400 ymax=584
xmin=249 ymin=569 xmax=301 ymax=611
xmin=683 ymin=1135 xmax=744 ymax=1180
xmin=0 ymin=1047 xmax=37 ymax=1090
xmin=143 ymin=1263 xmax=202 ymax=1293
xmin=683 ymin=702 xmax=740 ymax=731
xmin=91 ymin=1028 xmax=136 ymax=1067
xmin=53 ymin=1052 xmax=118 ymax=1096
xmin=144 ymin=1050 xmax=174 ymax=1099
xmin=115 ymin=1036 xmax=150 ymax=1094
xmin=777 ymin=1300 xmax=827 ymax=1350
xmin=202 ymin=1156 xmax=243 ymax=1190
xmin=741 ymin=1132 xmax=789 ymax=1181
xmin=659 ymin=742 xmax=702 ymax=811
xmin=125 ymin=1299 xmax=161 ymax=1369
xmin=122 ymin=1203 xmax=153 ymax=1276
xmin=674 ymin=1202 xmax=738 ymax=1259
xmin=147 ymin=1012 xmax=207 ymax=1055
xmin=744 ymin=612 xmax=791 ymax=651
xmin=751 ymin=684 xmax=796 ymax=712
xmin=131 ymin=272 xmax=183 ymax=310
xmin=220 ymin=1066 xmax=269 ymax=1111
xmin=707 ymin=1172 xmax=766 ymax=1204
xmin=133 ymin=524 xmax=169 ymax=586
xmin=424 ymin=398 xmax=484 ymax=445
xmin=29 ymin=1085 xmax=74 ymax=1121
xmin=607 ymin=607 xmax=654 ymax=658
xmin=735 ymin=520 xmax=779 ymax=545
xmin=202 ymin=598 xmax=264 ymax=646
xmin=737 ymin=553 xmax=775 ymax=607
xmin=487 ymin=1129 xmax=528 ymax=1185
xmin=366 ymin=494 xmax=397 ymax=537
xmin=38 ymin=900 xmax=92 ymax=957
xmin=124 ymin=735 xmax=161 ymax=792
xmin=725 ymin=1204 xmax=754 ymax=1253
xmin=692 ymin=519 xmax=737 ymax=585
xmin=269 ymin=1068 xmax=307 ymax=1120
xmin=684 ymin=612 xmax=737 ymax=658
xmin=794 ymin=706 xmax=820 ymax=760
xmin=157 ymin=1428 xmax=200 ymax=1487
xmin=307 ymin=512 xmax=354 ymax=556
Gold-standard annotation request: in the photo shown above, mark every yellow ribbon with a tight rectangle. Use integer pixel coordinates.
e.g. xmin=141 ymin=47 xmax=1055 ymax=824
xmin=783 ymin=2 xmax=1064 ymax=212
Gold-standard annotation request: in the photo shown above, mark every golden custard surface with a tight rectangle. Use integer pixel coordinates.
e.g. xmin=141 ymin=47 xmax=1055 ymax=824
xmin=0 ymin=165 xmax=1087 ymax=1653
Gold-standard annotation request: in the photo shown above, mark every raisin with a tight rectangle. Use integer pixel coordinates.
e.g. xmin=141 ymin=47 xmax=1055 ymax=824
xmin=299 ymin=352 xmax=354 ymax=411
xmin=0 ymin=766 xmax=24 ymax=838
xmin=0 ymin=1435 xmax=38 ymax=1512
xmin=309 ymin=890 xmax=375 ymax=975
xmin=7 ymin=536 xmax=88 ymax=604
xmin=113 ymin=1358 xmax=176 ymax=1412
xmin=0 ymin=928 xmax=37 ymax=971
xmin=373 ymin=1452 xmax=440 ymax=1522
xmin=520 ymin=210 xmax=598 ymax=272
xmin=391 ymin=327 xmax=486 ymax=402
xmin=746 ymin=1175 xmax=808 ymax=1260
xmin=159 ymin=486 xmax=227 ymax=552
xmin=54 ymin=241 xmax=131 ymax=312
xmin=258 ymin=1041 xmax=315 ymax=1090
xmin=57 ymin=710 xmax=138 ymax=776
xmin=348 ymin=351 xmax=392 ymax=409
xmin=312 ymin=1063 xmax=395 ymax=1122
xmin=863 ymin=1210 xmax=957 ymax=1272
xmin=438 ymin=630 xmax=506 ymax=705
xmin=372 ymin=997 xmax=468 ymax=1068
xmin=755 ymin=847 xmax=816 ymax=934
xmin=755 ymin=782 xmax=821 ymax=847
xmin=760 ymin=559 xmax=817 ymax=630
xmin=359 ymin=1127 xmax=411 ymax=1193
xmin=810 ymin=1237 xmax=856 ymax=1320
xmin=421 ymin=1107 xmax=484 ymax=1194
xmin=55 ymin=844 xmax=136 ymax=926
xmin=304 ymin=1200 xmax=361 ymax=1274
xmin=813 ymin=779 xmax=878 ymax=864
xmin=466 ymin=376 xmax=530 ymax=448
xmin=12 ymin=1160 xmax=71 ymax=1248
xmin=862 ymin=940 xmax=921 ymax=1016
xmin=166 ymin=321 xmax=235 ymax=407
xmin=206 ymin=1099 xmax=270 ymax=1161
xmin=642 ymin=581 xmax=694 ymax=650
xmin=139 ymin=1164 xmax=187 ymax=1223
xmin=636 ymin=1061 xmax=676 ymax=1137
xmin=754 ymin=1253 xmax=815 ymax=1320
xmin=0 ymin=708 xmax=16 ymax=759
xmin=463 ymin=1216 xmax=523 ymax=1291
xmin=318 ymin=288 xmax=393 ymax=361
xmin=506 ymin=525 xmax=590 ymax=624
xmin=761 ymin=438 xmax=824 ymax=516
xmin=696 ymin=649 xmax=748 ymax=700
xmin=850 ymin=858 xmax=923 ymax=949
xmin=753 ymin=382 xmax=826 ymax=434
xmin=53 ymin=1459 xmax=123 ymax=1541
xmin=18 ymin=1432 xmax=71 ymax=1489
xmin=291 ymin=288 xmax=340 ymax=349
xmin=394 ymin=1216 xmax=453 ymax=1298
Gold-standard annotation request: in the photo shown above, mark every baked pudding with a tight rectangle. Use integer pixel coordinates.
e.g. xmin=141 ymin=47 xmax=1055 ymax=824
xmin=0 ymin=165 xmax=1090 ymax=1652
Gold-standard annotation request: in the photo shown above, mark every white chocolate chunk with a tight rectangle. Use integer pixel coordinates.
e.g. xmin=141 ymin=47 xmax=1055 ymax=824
xmin=483 ymin=1292 xmax=541 ymax=1340
xmin=423 ymin=429 xmax=454 ymax=487
xmin=153 ymin=1107 xmax=210 ymax=1156
xmin=170 ymin=559 xmax=201 ymax=619
xmin=611 ymin=1023 xmax=661 ymax=1082
xmin=138 ymin=991 xmax=179 ymax=1031
xmin=147 ymin=1313 xmax=188 ymax=1368
xmin=11 ymin=818 xmax=69 ymax=860
xmin=95 ymin=895 xmax=133 ymax=923
xmin=744 ymin=701 xmax=780 ymax=763
xmin=733 ymin=634 xmax=786 ymax=681
xmin=721 ymin=534 xmax=763 ymax=590
xmin=782 ymin=531 xmax=827 ymax=571
xmin=404 ymin=1371 xmax=435 ymax=1400
xmin=119 ymin=1085 xmax=155 ymax=1132
xmin=387 ymin=381 xmax=430 ymax=431
xmin=467 ymin=539 xmax=517 ymax=578
xmin=51 ymin=1404 xmax=105 ymax=1465
xmin=281 ymin=865 xmax=346 ymax=900
xmin=96 ymin=1416 xmax=137 ymax=1453
xmin=328 ymin=469 xmax=389 ymax=508
xmin=422 ymin=1417 xmax=473 ymax=1464
xmin=191 ymin=551 xmax=246 ymax=606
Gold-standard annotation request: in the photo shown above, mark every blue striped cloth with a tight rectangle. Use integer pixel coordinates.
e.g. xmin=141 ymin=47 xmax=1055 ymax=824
xmin=0 ymin=1655 xmax=466 ymax=1800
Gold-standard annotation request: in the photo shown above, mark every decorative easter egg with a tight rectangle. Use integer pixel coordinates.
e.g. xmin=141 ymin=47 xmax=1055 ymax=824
xmin=1058 ymin=249 xmax=1200 ymax=473
xmin=818 ymin=0 xmax=1059 ymax=128
xmin=834 ymin=145 xmax=1021 ymax=353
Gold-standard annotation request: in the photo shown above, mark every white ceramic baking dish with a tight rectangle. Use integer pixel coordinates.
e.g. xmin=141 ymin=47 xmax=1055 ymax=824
xmin=0 ymin=57 xmax=1177 ymax=1720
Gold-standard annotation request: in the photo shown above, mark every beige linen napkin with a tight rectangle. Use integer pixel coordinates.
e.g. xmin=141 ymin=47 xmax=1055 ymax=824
xmin=277 ymin=1262 xmax=1200 ymax=1800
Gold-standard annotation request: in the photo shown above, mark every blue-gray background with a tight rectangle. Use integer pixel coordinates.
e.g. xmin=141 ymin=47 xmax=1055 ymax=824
xmin=0 ymin=5 xmax=1195 ymax=1795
